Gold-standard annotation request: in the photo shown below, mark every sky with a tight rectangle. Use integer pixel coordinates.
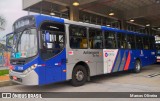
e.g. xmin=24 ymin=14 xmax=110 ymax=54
xmin=0 ymin=0 xmax=28 ymax=38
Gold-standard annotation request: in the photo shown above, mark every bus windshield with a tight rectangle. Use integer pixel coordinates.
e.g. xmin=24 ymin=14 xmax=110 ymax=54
xmin=12 ymin=29 xmax=37 ymax=59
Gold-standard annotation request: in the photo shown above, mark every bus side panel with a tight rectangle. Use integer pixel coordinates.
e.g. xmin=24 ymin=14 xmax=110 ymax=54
xmin=120 ymin=50 xmax=132 ymax=71
xmin=37 ymin=49 xmax=66 ymax=85
xmin=139 ymin=50 xmax=156 ymax=67
xmin=127 ymin=50 xmax=135 ymax=70
xmin=110 ymin=49 xmax=133 ymax=72
xmin=66 ymin=49 xmax=103 ymax=80
xmin=143 ymin=50 xmax=156 ymax=66
xmin=103 ymin=49 xmax=119 ymax=73
xmin=128 ymin=50 xmax=140 ymax=70
xmin=118 ymin=49 xmax=127 ymax=71
xmin=128 ymin=49 xmax=156 ymax=70
xmin=103 ymin=49 xmax=131 ymax=73
xmin=34 ymin=57 xmax=46 ymax=85
xmin=149 ymin=50 xmax=156 ymax=65
xmin=110 ymin=49 xmax=129 ymax=73
xmin=143 ymin=50 xmax=151 ymax=66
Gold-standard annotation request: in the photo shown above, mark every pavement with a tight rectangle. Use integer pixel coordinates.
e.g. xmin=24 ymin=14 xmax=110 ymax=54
xmin=0 ymin=75 xmax=9 ymax=82
xmin=0 ymin=64 xmax=160 ymax=101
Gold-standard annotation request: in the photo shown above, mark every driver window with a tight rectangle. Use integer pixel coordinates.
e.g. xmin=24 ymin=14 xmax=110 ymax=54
xmin=40 ymin=22 xmax=65 ymax=60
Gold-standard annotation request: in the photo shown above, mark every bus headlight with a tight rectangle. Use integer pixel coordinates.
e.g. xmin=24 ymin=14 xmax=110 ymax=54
xmin=23 ymin=64 xmax=37 ymax=74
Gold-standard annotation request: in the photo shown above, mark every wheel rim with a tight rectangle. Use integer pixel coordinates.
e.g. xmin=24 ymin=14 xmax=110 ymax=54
xmin=75 ymin=70 xmax=84 ymax=81
xmin=136 ymin=61 xmax=140 ymax=71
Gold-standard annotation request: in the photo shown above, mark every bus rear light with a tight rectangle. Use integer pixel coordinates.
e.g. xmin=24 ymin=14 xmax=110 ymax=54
xmin=63 ymin=70 xmax=66 ymax=72
xmin=157 ymin=60 xmax=160 ymax=62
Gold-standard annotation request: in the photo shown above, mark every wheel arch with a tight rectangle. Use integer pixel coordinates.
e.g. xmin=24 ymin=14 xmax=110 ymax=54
xmin=133 ymin=57 xmax=142 ymax=73
xmin=73 ymin=61 xmax=90 ymax=80
xmin=135 ymin=58 xmax=142 ymax=66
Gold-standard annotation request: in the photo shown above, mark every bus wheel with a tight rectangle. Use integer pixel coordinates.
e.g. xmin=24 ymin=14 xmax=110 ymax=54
xmin=133 ymin=60 xmax=141 ymax=73
xmin=71 ymin=65 xmax=87 ymax=87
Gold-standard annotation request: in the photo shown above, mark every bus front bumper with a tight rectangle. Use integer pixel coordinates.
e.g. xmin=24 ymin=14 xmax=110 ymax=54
xmin=9 ymin=70 xmax=38 ymax=85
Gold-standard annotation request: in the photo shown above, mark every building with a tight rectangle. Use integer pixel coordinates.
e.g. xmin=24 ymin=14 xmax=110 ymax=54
xmin=22 ymin=0 xmax=160 ymax=35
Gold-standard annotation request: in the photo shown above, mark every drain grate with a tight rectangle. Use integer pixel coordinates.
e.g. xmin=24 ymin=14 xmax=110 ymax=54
xmin=147 ymin=73 xmax=160 ymax=78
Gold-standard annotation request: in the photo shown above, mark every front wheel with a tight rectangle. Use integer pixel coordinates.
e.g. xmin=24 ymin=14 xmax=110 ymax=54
xmin=133 ymin=60 xmax=141 ymax=73
xmin=71 ymin=65 xmax=87 ymax=87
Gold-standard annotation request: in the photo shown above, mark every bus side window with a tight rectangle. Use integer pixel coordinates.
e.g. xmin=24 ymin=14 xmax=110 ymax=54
xmin=89 ymin=28 xmax=103 ymax=49
xmin=136 ymin=36 xmax=143 ymax=49
xmin=143 ymin=36 xmax=149 ymax=49
xmin=40 ymin=22 xmax=65 ymax=60
xmin=127 ymin=34 xmax=136 ymax=49
xmin=117 ymin=33 xmax=127 ymax=49
xmin=149 ymin=37 xmax=155 ymax=49
xmin=104 ymin=31 xmax=116 ymax=49
xmin=69 ymin=25 xmax=87 ymax=49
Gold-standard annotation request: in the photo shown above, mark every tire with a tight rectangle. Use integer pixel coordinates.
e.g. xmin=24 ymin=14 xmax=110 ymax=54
xmin=133 ymin=60 xmax=141 ymax=73
xmin=71 ymin=65 xmax=87 ymax=87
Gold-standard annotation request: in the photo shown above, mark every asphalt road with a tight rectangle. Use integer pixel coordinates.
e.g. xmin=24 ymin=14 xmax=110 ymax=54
xmin=0 ymin=64 xmax=160 ymax=101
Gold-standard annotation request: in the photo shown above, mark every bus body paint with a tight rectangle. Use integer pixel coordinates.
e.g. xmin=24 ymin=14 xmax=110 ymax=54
xmin=124 ymin=51 xmax=131 ymax=70
xmin=34 ymin=15 xmax=64 ymax=28
xmin=36 ymin=49 xmax=66 ymax=85
xmin=9 ymin=15 xmax=156 ymax=86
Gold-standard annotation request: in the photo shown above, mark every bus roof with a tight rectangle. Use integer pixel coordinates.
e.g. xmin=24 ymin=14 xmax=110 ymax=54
xmin=32 ymin=15 xmax=154 ymax=37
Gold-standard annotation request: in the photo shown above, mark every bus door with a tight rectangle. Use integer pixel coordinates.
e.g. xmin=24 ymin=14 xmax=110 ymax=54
xmin=40 ymin=22 xmax=66 ymax=84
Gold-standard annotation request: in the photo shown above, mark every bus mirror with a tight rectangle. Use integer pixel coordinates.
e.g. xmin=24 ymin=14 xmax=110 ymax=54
xmin=45 ymin=31 xmax=50 ymax=42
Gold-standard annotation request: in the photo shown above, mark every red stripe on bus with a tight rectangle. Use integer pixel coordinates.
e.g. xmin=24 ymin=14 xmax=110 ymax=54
xmin=124 ymin=52 xmax=131 ymax=70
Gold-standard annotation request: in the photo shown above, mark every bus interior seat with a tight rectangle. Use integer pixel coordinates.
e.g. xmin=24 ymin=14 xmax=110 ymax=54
xmin=80 ymin=38 xmax=87 ymax=48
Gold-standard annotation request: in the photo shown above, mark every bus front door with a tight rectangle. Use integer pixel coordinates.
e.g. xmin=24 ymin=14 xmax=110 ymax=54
xmin=44 ymin=49 xmax=66 ymax=84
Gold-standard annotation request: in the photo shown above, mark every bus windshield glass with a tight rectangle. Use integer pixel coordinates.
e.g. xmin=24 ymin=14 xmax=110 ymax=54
xmin=12 ymin=29 xmax=37 ymax=59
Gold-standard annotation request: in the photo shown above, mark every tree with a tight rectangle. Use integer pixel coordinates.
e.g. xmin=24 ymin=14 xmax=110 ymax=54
xmin=0 ymin=15 xmax=6 ymax=31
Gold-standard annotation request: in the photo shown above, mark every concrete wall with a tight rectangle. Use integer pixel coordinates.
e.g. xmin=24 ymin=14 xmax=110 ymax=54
xmin=23 ymin=0 xmax=42 ymax=10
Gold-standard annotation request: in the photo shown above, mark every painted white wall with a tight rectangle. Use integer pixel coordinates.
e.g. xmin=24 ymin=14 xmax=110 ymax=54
xmin=0 ymin=0 xmax=28 ymax=38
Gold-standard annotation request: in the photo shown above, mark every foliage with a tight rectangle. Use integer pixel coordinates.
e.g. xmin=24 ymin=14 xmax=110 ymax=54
xmin=0 ymin=69 xmax=9 ymax=76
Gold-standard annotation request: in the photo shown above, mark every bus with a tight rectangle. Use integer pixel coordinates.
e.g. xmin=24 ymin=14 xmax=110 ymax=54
xmin=9 ymin=15 xmax=156 ymax=86
xmin=156 ymin=43 xmax=160 ymax=62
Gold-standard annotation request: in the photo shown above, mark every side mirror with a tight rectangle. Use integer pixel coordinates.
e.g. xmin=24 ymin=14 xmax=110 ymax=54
xmin=45 ymin=31 xmax=50 ymax=43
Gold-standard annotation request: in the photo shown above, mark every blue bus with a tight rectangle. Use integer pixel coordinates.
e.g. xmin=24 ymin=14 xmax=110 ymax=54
xmin=156 ymin=43 xmax=160 ymax=62
xmin=9 ymin=15 xmax=156 ymax=86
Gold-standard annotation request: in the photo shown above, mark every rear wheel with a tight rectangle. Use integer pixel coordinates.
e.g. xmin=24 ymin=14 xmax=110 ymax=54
xmin=71 ymin=65 xmax=87 ymax=87
xmin=133 ymin=60 xmax=141 ymax=73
